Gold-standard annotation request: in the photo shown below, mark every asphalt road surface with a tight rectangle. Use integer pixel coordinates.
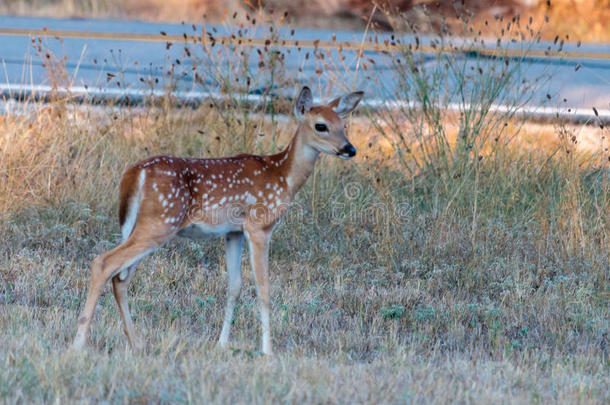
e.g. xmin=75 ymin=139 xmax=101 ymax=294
xmin=0 ymin=15 xmax=609 ymax=122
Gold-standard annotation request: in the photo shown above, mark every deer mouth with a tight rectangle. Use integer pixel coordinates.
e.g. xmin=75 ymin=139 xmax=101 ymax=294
xmin=336 ymin=143 xmax=356 ymax=159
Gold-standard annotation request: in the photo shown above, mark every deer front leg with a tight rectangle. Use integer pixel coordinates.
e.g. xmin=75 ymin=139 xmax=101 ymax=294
xmin=245 ymin=227 xmax=273 ymax=355
xmin=218 ymin=232 xmax=244 ymax=348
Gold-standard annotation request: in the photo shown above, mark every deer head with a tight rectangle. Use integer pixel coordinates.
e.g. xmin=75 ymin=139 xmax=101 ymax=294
xmin=293 ymin=86 xmax=363 ymax=160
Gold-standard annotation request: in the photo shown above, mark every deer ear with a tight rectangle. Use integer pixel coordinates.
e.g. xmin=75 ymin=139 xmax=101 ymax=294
xmin=331 ymin=91 xmax=364 ymax=118
xmin=294 ymin=86 xmax=313 ymax=120
xmin=326 ymin=96 xmax=341 ymax=109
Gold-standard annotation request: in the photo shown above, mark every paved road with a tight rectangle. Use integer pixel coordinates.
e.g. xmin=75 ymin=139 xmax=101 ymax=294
xmin=0 ymin=15 xmax=609 ymax=122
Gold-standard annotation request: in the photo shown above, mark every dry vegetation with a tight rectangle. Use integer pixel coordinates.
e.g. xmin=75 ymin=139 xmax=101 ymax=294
xmin=1 ymin=5 xmax=609 ymax=404
xmin=0 ymin=99 xmax=608 ymax=404
xmin=2 ymin=0 xmax=610 ymax=41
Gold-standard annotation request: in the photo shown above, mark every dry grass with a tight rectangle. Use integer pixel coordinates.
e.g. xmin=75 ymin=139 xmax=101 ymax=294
xmin=3 ymin=1 xmax=610 ymax=42
xmin=532 ymin=0 xmax=610 ymax=43
xmin=0 ymin=7 xmax=609 ymax=402
xmin=0 ymin=99 xmax=608 ymax=403
xmin=0 ymin=0 xmax=223 ymax=23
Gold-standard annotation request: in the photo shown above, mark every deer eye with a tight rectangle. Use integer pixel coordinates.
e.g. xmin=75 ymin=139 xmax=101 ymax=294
xmin=315 ymin=123 xmax=328 ymax=132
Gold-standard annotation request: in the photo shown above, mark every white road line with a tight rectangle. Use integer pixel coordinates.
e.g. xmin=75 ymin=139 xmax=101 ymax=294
xmin=1 ymin=82 xmax=608 ymax=125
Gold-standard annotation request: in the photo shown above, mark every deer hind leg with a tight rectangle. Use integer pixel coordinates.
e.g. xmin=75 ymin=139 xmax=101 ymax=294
xmin=112 ymin=260 xmax=142 ymax=350
xmin=72 ymin=236 xmax=161 ymax=350
xmin=218 ymin=232 xmax=244 ymax=348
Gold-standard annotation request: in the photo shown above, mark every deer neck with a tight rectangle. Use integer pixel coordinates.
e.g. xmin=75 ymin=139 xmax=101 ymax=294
xmin=279 ymin=125 xmax=319 ymax=198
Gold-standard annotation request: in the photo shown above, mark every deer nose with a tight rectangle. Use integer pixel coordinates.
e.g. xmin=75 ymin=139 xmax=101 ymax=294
xmin=338 ymin=143 xmax=356 ymax=159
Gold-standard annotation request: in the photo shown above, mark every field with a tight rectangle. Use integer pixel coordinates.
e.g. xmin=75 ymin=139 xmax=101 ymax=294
xmin=0 ymin=6 xmax=609 ymax=404
xmin=0 ymin=97 xmax=608 ymax=403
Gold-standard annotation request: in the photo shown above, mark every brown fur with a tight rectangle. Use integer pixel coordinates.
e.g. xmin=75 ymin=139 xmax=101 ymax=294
xmin=118 ymin=167 xmax=142 ymax=229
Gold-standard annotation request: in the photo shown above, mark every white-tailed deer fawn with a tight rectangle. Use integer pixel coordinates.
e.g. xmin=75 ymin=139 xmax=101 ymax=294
xmin=72 ymin=86 xmax=363 ymax=355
